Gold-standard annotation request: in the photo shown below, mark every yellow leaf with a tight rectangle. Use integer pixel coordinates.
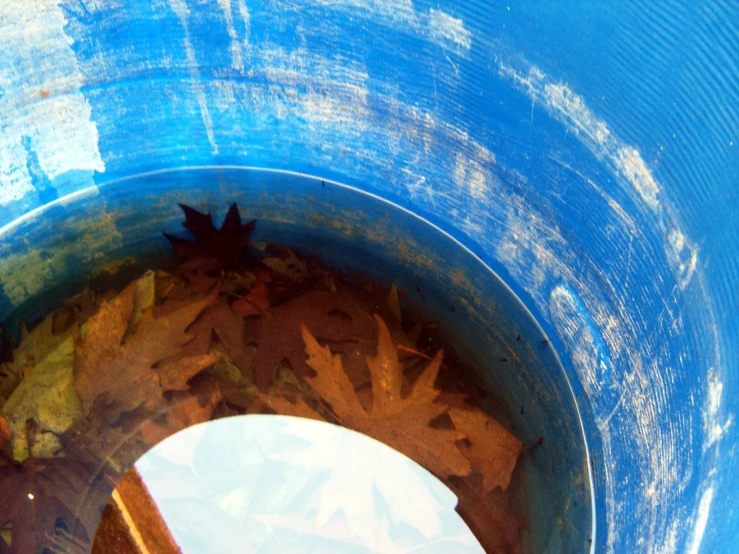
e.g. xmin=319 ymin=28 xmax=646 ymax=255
xmin=130 ymin=269 xmax=156 ymax=331
xmin=5 ymin=311 xmax=73 ymax=380
xmin=1 ymin=335 xmax=82 ymax=461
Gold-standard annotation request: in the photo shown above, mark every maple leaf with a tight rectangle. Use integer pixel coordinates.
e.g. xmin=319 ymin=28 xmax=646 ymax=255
xmin=163 ymin=203 xmax=256 ymax=269
xmin=267 ymin=315 xmax=472 ymax=480
xmin=248 ymin=290 xmax=378 ymax=390
xmin=0 ymin=458 xmax=95 ymax=554
xmin=162 ymin=298 xmax=253 ymax=379
xmin=74 ymin=280 xmax=220 ymax=424
xmin=449 ymin=408 xmax=522 ymax=492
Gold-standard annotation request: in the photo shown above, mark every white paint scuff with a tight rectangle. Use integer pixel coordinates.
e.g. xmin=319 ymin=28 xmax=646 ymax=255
xmin=499 ymin=62 xmax=698 ymax=289
xmin=498 ymin=59 xmax=724 ymax=553
xmin=427 ymin=9 xmax=472 ymax=50
xmin=687 ymin=487 xmax=713 ymax=554
xmin=168 ymin=0 xmax=219 ymax=155
xmin=216 ymin=0 xmax=244 ymax=72
xmin=297 ymin=0 xmax=472 ymax=51
xmin=704 ymin=369 xmax=733 ymax=449
xmin=0 ymin=0 xmax=105 ymax=206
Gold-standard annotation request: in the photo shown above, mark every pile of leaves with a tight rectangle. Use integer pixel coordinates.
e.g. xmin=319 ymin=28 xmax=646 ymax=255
xmin=0 ymin=204 xmax=530 ymax=554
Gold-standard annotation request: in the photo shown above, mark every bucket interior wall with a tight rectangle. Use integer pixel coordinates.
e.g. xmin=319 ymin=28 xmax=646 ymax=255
xmin=1 ymin=1 xmax=737 ymax=553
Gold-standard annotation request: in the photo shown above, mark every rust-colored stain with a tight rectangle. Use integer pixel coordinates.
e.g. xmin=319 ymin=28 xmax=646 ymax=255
xmin=40 ymin=89 xmax=50 ymax=98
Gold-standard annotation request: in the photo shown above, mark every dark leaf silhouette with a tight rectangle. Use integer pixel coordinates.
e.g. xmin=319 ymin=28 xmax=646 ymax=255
xmin=163 ymin=203 xmax=256 ymax=269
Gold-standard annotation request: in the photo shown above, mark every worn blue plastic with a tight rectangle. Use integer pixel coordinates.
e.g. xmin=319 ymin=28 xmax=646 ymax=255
xmin=1 ymin=1 xmax=737 ymax=553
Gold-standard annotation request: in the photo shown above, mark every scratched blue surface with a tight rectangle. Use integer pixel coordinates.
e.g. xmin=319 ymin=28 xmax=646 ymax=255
xmin=0 ymin=1 xmax=737 ymax=552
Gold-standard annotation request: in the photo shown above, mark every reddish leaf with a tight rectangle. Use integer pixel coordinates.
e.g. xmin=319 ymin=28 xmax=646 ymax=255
xmin=248 ymin=290 xmax=377 ymax=389
xmin=140 ymin=378 xmax=223 ymax=446
xmin=265 ymin=318 xmax=472 ymax=479
xmin=232 ymin=300 xmax=260 ymax=317
xmin=163 ymin=203 xmax=256 ymax=269
xmin=0 ymin=414 xmax=10 ymax=455
xmin=232 ymin=279 xmax=270 ymax=316
xmin=255 ymin=268 xmax=272 ymax=283
xmin=168 ymin=299 xmax=253 ymax=378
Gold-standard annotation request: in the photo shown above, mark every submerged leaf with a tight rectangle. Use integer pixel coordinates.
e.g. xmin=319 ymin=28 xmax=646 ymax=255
xmin=248 ymin=290 xmax=377 ymax=389
xmin=0 ymin=414 xmax=9 ymax=455
xmin=449 ymin=408 xmax=522 ymax=492
xmin=262 ymin=249 xmax=309 ymax=283
xmin=163 ymin=203 xmax=256 ymax=269
xmin=270 ymin=316 xmax=471 ymax=480
xmin=74 ymin=279 xmax=219 ymax=424
xmin=386 ymin=284 xmax=401 ymax=322
xmin=2 ymin=336 xmax=82 ymax=461
xmin=3 ymin=311 xmax=72 ymax=386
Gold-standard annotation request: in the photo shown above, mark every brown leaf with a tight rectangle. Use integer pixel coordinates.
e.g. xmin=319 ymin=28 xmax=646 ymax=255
xmin=232 ymin=279 xmax=270 ymax=316
xmin=140 ymin=379 xmax=223 ymax=446
xmin=449 ymin=408 xmax=522 ymax=491
xmin=74 ymin=281 xmax=217 ymax=423
xmin=52 ymin=287 xmax=100 ymax=335
xmin=62 ymin=413 xmax=147 ymax=475
xmin=257 ymin=392 xmax=325 ymax=422
xmin=300 ymin=326 xmax=362 ymax=416
xmin=269 ymin=317 xmax=471 ymax=480
xmin=156 ymin=263 xmax=218 ymax=305
xmin=158 ymin=354 xmax=222 ymax=391
xmin=248 ymin=290 xmax=377 ymax=389
xmin=166 ymin=299 xmax=252 ymax=378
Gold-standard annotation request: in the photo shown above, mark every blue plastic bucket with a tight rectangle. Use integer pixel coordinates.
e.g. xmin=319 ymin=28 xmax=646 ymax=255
xmin=1 ymin=2 xmax=737 ymax=553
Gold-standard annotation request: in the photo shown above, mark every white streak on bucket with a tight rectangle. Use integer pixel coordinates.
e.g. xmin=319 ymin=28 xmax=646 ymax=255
xmin=291 ymin=0 xmax=472 ymax=51
xmin=0 ymin=0 xmax=105 ymax=205
xmin=499 ymin=62 xmax=698 ymax=289
xmin=168 ymin=0 xmax=219 ymax=155
xmin=687 ymin=487 xmax=713 ymax=554
xmin=216 ymin=0 xmax=244 ymax=72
